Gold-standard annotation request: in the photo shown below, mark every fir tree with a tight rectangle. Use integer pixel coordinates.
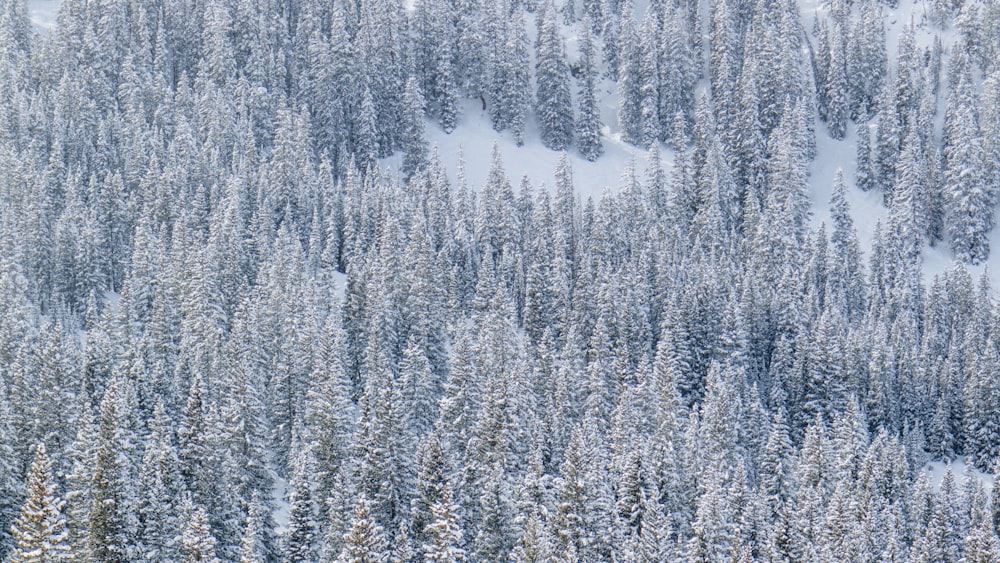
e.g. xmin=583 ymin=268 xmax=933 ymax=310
xmin=826 ymin=20 xmax=849 ymax=140
xmin=239 ymin=493 xmax=271 ymax=563
xmin=8 ymin=444 xmax=70 ymax=563
xmin=338 ymin=497 xmax=389 ymax=563
xmin=89 ymin=377 xmax=135 ymax=563
xmin=284 ymin=449 xmax=318 ymax=563
xmin=944 ymin=47 xmax=993 ymax=264
xmin=182 ymin=503 xmax=221 ymax=563
xmin=535 ymin=0 xmax=574 ymax=151
xmin=423 ymin=485 xmax=465 ymax=563
xmin=488 ymin=5 xmax=531 ymax=145
xmin=576 ymin=17 xmax=603 ymax=161
xmin=400 ymin=77 xmax=429 ymax=181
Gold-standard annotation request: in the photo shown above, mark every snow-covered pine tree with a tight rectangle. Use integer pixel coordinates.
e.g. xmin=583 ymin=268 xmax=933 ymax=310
xmin=337 ymin=497 xmax=390 ymax=563
xmin=423 ymin=485 xmax=465 ymax=562
xmin=944 ymin=43 xmax=993 ymax=264
xmin=89 ymin=377 xmax=137 ymax=563
xmin=284 ymin=449 xmax=319 ymax=563
xmin=136 ymin=402 xmax=184 ymax=562
xmin=847 ymin=0 xmax=887 ymax=121
xmin=825 ymin=18 xmax=849 ymax=140
xmin=400 ymin=77 xmax=429 ymax=181
xmin=239 ymin=493 xmax=272 ymax=563
xmin=874 ymin=81 xmax=901 ymax=197
xmin=535 ymin=0 xmax=574 ymax=151
xmin=856 ymin=123 xmax=876 ymax=192
xmin=576 ymin=16 xmax=603 ymax=161
xmin=182 ymin=503 xmax=221 ymax=563
xmin=8 ymin=444 xmax=70 ymax=563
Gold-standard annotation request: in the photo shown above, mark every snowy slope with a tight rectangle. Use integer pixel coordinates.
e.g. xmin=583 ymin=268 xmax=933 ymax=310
xmin=384 ymin=6 xmax=661 ymax=203
xmin=800 ymin=0 xmax=997 ymax=287
xmin=395 ymin=2 xmax=997 ymax=495
xmin=27 ymin=0 xmax=991 ymax=284
xmin=387 ymin=98 xmax=662 ymax=204
xmin=924 ymin=457 xmax=995 ymax=494
xmin=396 ymin=0 xmax=992 ymax=291
xmin=27 ymin=0 xmax=58 ymax=30
xmin=30 ymin=0 xmax=997 ymax=493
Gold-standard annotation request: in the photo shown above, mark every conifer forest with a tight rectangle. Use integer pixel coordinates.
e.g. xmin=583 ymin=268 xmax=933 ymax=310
xmin=2 ymin=0 xmax=1000 ymax=560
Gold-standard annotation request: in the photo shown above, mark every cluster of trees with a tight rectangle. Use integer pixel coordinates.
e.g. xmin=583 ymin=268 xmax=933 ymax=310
xmin=811 ymin=0 xmax=1000 ymax=264
xmin=0 ymin=0 xmax=1000 ymax=561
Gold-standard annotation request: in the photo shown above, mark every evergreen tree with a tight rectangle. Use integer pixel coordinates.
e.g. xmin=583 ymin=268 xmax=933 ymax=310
xmin=964 ymin=342 xmax=1000 ymax=471
xmin=400 ymin=77 xmax=429 ymax=181
xmin=284 ymin=449 xmax=318 ymax=563
xmin=617 ymin=7 xmax=644 ymax=146
xmin=488 ymin=4 xmax=531 ymax=145
xmin=944 ymin=46 xmax=993 ymax=264
xmin=0 ymin=381 xmax=22 ymax=561
xmin=306 ymin=311 xmax=355 ymax=504
xmin=338 ymin=497 xmax=389 ymax=563
xmin=874 ymin=85 xmax=900 ymax=196
xmin=89 ymin=377 xmax=135 ymax=563
xmin=411 ymin=429 xmax=448 ymax=544
xmin=856 ymin=123 xmax=876 ymax=192
xmin=509 ymin=504 xmax=553 ymax=563
xmin=182 ymin=503 xmax=221 ymax=563
xmin=576 ymin=17 xmax=603 ymax=161
xmin=828 ymin=171 xmax=865 ymax=321
xmin=136 ymin=402 xmax=184 ymax=562
xmin=535 ymin=0 xmax=574 ymax=151
xmin=423 ymin=485 xmax=465 ymax=563
xmin=825 ymin=20 xmax=849 ymax=140
xmin=8 ymin=444 xmax=70 ymax=563
xmin=239 ymin=493 xmax=272 ymax=563
xmin=847 ymin=0 xmax=887 ymax=120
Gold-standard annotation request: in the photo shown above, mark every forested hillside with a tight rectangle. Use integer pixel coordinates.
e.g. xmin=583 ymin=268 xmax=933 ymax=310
xmin=1 ymin=0 xmax=1000 ymax=561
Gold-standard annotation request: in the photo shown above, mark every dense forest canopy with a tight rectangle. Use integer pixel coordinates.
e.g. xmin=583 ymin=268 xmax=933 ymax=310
xmin=0 ymin=0 xmax=999 ymax=561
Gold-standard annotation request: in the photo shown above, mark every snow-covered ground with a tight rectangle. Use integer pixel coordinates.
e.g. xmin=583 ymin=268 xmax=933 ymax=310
xmin=272 ymin=471 xmax=291 ymax=535
xmin=385 ymin=6 xmax=660 ymax=204
xmin=330 ymin=270 xmax=347 ymax=303
xmin=802 ymin=0 xmax=1000 ymax=288
xmin=389 ymin=98 xmax=660 ymax=204
xmin=924 ymin=457 xmax=995 ymax=494
xmin=27 ymin=0 xmax=58 ymax=30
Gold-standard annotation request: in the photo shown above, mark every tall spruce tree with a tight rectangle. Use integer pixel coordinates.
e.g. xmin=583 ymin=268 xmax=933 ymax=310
xmin=9 ymin=444 xmax=70 ymax=563
xmin=576 ymin=16 xmax=603 ymax=161
xmin=535 ymin=0 xmax=574 ymax=151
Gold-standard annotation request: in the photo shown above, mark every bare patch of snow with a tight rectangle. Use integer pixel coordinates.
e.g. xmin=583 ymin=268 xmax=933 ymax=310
xmin=923 ymin=456 xmax=995 ymax=494
xmin=27 ymin=0 xmax=59 ymax=30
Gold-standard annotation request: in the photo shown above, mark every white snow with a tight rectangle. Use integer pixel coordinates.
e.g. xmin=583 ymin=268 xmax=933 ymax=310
xmin=801 ymin=0 xmax=1000 ymax=291
xmin=330 ymin=270 xmax=348 ymax=304
xmin=383 ymin=98 xmax=661 ymax=204
xmin=271 ymin=470 xmax=291 ymax=535
xmin=27 ymin=0 xmax=59 ymax=31
xmin=923 ymin=456 xmax=995 ymax=494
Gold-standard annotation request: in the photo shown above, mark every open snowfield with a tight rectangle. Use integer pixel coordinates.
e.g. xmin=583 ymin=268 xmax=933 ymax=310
xmin=923 ymin=457 xmax=995 ymax=494
xmin=27 ymin=0 xmax=58 ymax=29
